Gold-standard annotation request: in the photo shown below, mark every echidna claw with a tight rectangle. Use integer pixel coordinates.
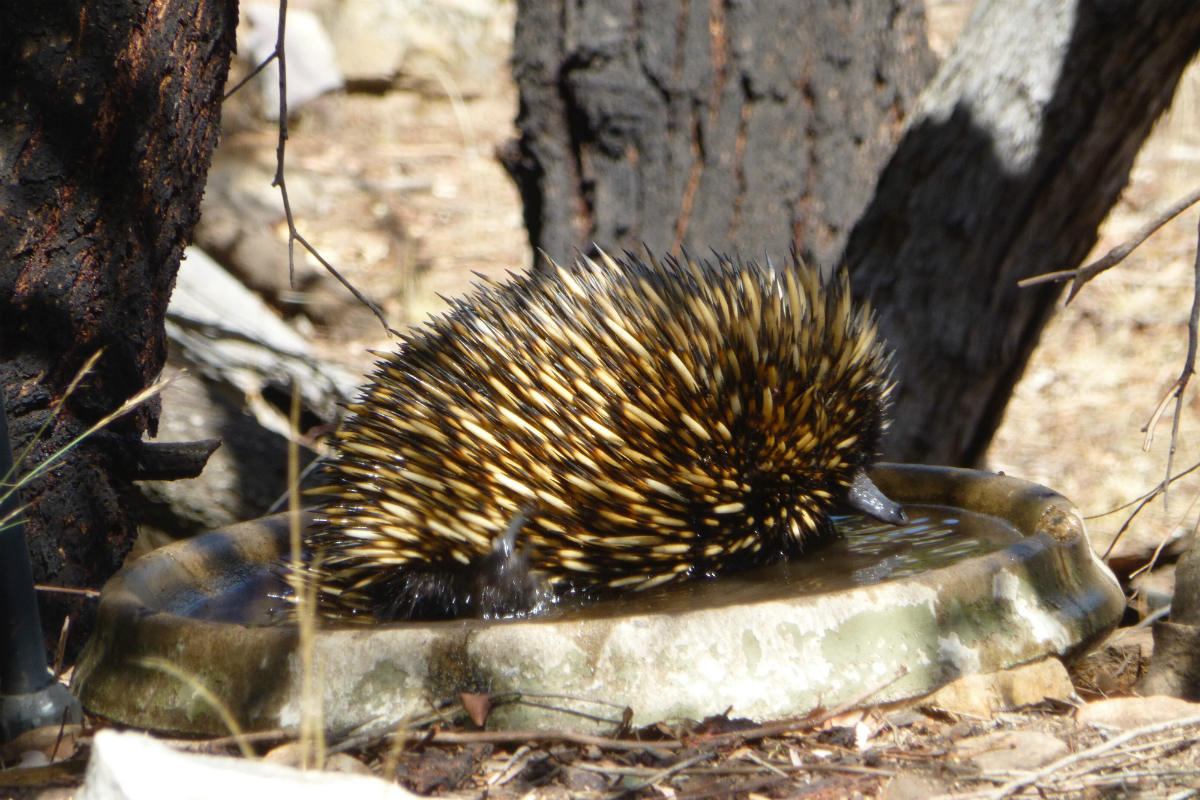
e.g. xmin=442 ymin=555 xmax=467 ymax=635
xmin=846 ymin=469 xmax=908 ymax=526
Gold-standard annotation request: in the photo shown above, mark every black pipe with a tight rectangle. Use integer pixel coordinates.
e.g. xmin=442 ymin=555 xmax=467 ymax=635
xmin=0 ymin=398 xmax=81 ymax=742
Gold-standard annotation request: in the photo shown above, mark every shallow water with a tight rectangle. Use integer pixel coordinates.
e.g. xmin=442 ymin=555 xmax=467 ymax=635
xmin=185 ymin=504 xmax=1021 ymax=625
xmin=556 ymin=504 xmax=1022 ymax=618
xmin=185 ymin=565 xmax=293 ymax=624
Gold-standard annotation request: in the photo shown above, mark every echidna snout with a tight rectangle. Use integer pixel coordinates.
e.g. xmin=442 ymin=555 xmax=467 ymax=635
xmin=308 ymin=250 xmax=903 ymax=621
xmin=845 ymin=469 xmax=907 ymax=526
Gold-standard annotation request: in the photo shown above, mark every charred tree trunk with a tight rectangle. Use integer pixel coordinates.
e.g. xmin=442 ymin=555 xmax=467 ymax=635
xmin=0 ymin=0 xmax=237 ymax=646
xmin=501 ymin=1 xmax=936 ymax=271
xmin=507 ymin=0 xmax=1200 ymax=467
xmin=844 ymin=1 xmax=1200 ymax=465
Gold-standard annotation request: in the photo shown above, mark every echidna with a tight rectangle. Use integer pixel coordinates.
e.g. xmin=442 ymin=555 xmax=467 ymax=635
xmin=307 ymin=250 xmax=904 ymax=621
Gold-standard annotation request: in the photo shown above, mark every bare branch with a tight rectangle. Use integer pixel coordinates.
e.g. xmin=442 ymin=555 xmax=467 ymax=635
xmin=223 ymin=51 xmax=277 ymax=101
xmin=1028 ymin=200 xmax=1200 ymax=550
xmin=1139 ymin=215 xmax=1200 ymax=513
xmin=1091 ymin=458 xmax=1200 ymax=519
xmin=1018 ymin=185 xmax=1200 ymax=299
xmin=982 ymin=713 xmax=1200 ymax=800
xmin=1127 ymin=492 xmax=1198 ymax=579
xmin=267 ymin=0 xmax=395 ymax=336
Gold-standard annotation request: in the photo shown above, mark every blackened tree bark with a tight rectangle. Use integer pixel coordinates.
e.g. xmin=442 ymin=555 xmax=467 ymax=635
xmin=844 ymin=1 xmax=1200 ymax=465
xmin=507 ymin=0 xmax=1200 ymax=467
xmin=502 ymin=1 xmax=936 ymax=272
xmin=0 ymin=0 xmax=237 ymax=643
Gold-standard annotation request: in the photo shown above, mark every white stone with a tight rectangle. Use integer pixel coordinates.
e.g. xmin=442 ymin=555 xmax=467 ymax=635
xmin=79 ymin=730 xmax=415 ymax=800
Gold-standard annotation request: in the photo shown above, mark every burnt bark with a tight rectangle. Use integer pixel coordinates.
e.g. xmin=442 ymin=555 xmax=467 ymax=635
xmin=508 ymin=0 xmax=1200 ymax=467
xmin=844 ymin=1 xmax=1200 ymax=465
xmin=502 ymin=0 xmax=936 ymax=271
xmin=0 ymin=0 xmax=237 ymax=644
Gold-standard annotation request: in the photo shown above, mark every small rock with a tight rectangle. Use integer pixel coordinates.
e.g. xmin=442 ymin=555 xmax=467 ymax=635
xmin=260 ymin=742 xmax=371 ymax=776
xmin=1077 ymin=695 xmax=1200 ymax=731
xmin=0 ymin=723 xmax=82 ymax=765
xmin=952 ymin=730 xmax=1068 ymax=773
xmin=881 ymin=709 xmax=926 ymax=729
xmin=561 ymin=765 xmax=608 ymax=794
xmin=882 ymin=774 xmax=951 ymax=800
xmin=324 ymin=752 xmax=376 ymax=776
xmin=79 ymin=729 xmax=415 ymax=800
xmin=922 ymin=657 xmax=1075 ymax=718
xmin=323 ymin=0 xmax=514 ymax=95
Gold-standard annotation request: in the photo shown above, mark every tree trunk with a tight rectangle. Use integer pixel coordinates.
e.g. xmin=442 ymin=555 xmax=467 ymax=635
xmin=843 ymin=0 xmax=1200 ymax=465
xmin=507 ymin=0 xmax=1200 ymax=467
xmin=502 ymin=0 xmax=936 ymax=271
xmin=0 ymin=0 xmax=237 ymax=645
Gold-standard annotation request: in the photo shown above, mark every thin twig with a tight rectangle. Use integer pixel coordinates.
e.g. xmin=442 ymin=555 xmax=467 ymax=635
xmin=1140 ymin=214 xmax=1200 ymax=512
xmin=1090 ymin=458 xmax=1200 ymax=519
xmin=513 ymin=690 xmax=632 ymax=712
xmin=607 ymin=750 xmax=714 ymax=797
xmin=5 ymin=370 xmax=176 ymax=500
xmin=571 ymin=762 xmax=762 ymax=778
xmin=5 ymin=351 xmax=104 ymax=484
xmin=739 ymin=749 xmax=790 ymax=778
xmin=1127 ymin=488 xmax=1200 ymax=579
xmin=271 ymin=0 xmax=292 ymax=281
xmin=982 ymin=713 xmax=1200 ymax=800
xmin=52 ymin=615 xmax=70 ymax=678
xmin=394 ymin=725 xmax=685 ymax=751
xmin=1101 ymin=488 xmax=1159 ymax=560
xmin=267 ymin=0 xmax=394 ymax=335
xmin=163 ymin=728 xmax=294 ymax=754
xmin=33 ymin=584 xmax=101 ymax=598
xmin=1092 ymin=215 xmax=1200 ymax=556
xmin=515 ymin=697 xmax=624 ymax=726
xmin=1017 ymin=185 xmax=1200 ymax=301
xmin=485 ymin=744 xmax=536 ymax=788
xmin=291 ymin=230 xmax=397 ymax=336
xmin=223 ymin=51 xmax=277 ymax=101
xmin=705 ymin=665 xmax=910 ymax=748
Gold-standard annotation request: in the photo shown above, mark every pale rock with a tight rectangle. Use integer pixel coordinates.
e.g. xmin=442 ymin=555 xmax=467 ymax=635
xmin=323 ymin=0 xmax=514 ymax=93
xmin=882 ymin=774 xmax=951 ymax=800
xmin=1077 ymin=695 xmax=1200 ymax=730
xmin=951 ymin=730 xmax=1068 ymax=773
xmin=79 ymin=729 xmax=415 ymax=800
xmin=922 ymin=657 xmax=1075 ymax=717
xmin=241 ymin=4 xmax=344 ymax=119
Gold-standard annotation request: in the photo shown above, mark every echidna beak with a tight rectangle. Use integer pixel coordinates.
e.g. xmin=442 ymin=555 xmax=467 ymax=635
xmin=845 ymin=469 xmax=908 ymax=526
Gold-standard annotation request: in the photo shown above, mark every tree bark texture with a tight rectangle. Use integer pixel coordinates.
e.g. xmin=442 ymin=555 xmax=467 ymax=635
xmin=0 ymin=0 xmax=237 ymax=642
xmin=844 ymin=1 xmax=1200 ymax=465
xmin=502 ymin=0 xmax=936 ymax=271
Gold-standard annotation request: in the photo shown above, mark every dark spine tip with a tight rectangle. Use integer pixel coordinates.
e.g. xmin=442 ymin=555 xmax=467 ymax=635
xmin=846 ymin=469 xmax=908 ymax=526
